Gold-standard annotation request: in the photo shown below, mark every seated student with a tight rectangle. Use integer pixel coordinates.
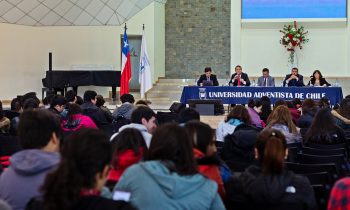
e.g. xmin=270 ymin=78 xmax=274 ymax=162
xmin=259 ymin=96 xmax=272 ymax=123
xmin=247 ymin=99 xmax=264 ymax=128
xmin=307 ymin=70 xmax=331 ymax=86
xmin=283 ymin=67 xmax=305 ymax=87
xmin=96 ymin=95 xmax=113 ymax=123
xmin=288 ymin=98 xmax=302 ymax=123
xmin=107 ymin=128 xmax=146 ymax=185
xmin=61 ymin=103 xmax=97 ymax=132
xmin=185 ymin=121 xmax=227 ymax=198
xmin=197 ymin=67 xmax=219 ymax=86
xmin=80 ymin=90 xmax=108 ymax=128
xmin=334 ymin=98 xmax=350 ymax=129
xmin=33 ymin=129 xmax=136 ymax=210
xmin=0 ymin=110 xmax=62 ymax=210
xmin=226 ymin=129 xmax=316 ymax=210
xmin=257 ymin=68 xmax=275 ymax=87
xmin=112 ymin=94 xmax=135 ymax=121
xmin=328 ymin=177 xmax=350 ymax=210
xmin=114 ymin=123 xmax=225 ymax=210
xmin=304 ymin=108 xmax=346 ymax=145
xmin=297 ymin=99 xmax=317 ymax=129
xmin=48 ymin=95 xmax=67 ymax=117
xmin=229 ymin=65 xmax=250 ymax=86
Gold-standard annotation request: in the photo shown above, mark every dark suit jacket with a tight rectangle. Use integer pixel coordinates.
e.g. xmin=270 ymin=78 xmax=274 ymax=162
xmin=197 ymin=74 xmax=219 ymax=86
xmin=307 ymin=78 xmax=331 ymax=86
xmin=229 ymin=73 xmax=250 ymax=86
xmin=283 ymin=74 xmax=305 ymax=87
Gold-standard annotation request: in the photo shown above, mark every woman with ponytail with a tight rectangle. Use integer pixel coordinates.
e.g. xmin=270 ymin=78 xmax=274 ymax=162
xmin=30 ymin=129 xmax=135 ymax=210
xmin=225 ymin=129 xmax=316 ymax=210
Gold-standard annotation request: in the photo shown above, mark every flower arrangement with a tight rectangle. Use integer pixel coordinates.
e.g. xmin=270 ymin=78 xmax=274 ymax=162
xmin=280 ymin=21 xmax=309 ymax=65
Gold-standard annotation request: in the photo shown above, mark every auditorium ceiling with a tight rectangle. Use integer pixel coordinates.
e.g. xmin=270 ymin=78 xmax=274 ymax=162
xmin=0 ymin=0 xmax=155 ymax=26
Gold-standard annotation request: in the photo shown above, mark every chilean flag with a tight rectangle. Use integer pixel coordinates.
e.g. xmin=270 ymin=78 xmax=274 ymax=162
xmin=120 ymin=28 xmax=131 ymax=96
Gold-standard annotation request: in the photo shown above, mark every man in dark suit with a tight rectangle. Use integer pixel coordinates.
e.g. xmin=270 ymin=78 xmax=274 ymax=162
xmin=229 ymin=65 xmax=250 ymax=86
xmin=197 ymin=67 xmax=219 ymax=86
xmin=283 ymin=67 xmax=305 ymax=87
xmin=257 ymin=68 xmax=275 ymax=87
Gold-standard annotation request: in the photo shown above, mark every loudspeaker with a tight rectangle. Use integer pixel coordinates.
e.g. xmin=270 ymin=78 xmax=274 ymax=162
xmin=188 ymin=99 xmax=224 ymax=116
xmin=169 ymin=102 xmax=185 ymax=113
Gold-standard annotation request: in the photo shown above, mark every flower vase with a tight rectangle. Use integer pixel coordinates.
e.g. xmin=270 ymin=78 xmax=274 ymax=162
xmin=288 ymin=50 xmax=299 ymax=68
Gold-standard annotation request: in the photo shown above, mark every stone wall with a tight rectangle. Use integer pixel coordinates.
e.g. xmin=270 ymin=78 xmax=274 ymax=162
xmin=165 ymin=0 xmax=231 ymax=79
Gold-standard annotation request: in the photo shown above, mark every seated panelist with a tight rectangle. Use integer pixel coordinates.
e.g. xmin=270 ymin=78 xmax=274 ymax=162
xmin=197 ymin=67 xmax=219 ymax=86
xmin=229 ymin=65 xmax=250 ymax=86
xmin=257 ymin=68 xmax=275 ymax=87
xmin=307 ymin=70 xmax=331 ymax=87
xmin=283 ymin=67 xmax=305 ymax=87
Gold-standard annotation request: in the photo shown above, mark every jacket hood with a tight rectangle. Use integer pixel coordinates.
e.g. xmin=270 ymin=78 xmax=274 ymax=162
xmin=240 ymin=166 xmax=295 ymax=203
xmin=10 ymin=149 xmax=60 ymax=176
xmin=231 ymin=124 xmax=259 ymax=148
xmin=119 ymin=123 xmax=148 ymax=133
xmin=139 ymin=160 xmax=214 ymax=199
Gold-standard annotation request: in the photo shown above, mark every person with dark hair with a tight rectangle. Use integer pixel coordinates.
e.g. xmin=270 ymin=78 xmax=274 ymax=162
xmin=307 ymin=70 xmax=331 ymax=86
xmin=135 ymin=99 xmax=151 ymax=106
xmin=257 ymin=68 xmax=275 ymax=87
xmin=289 ymin=98 xmax=302 ymax=123
xmin=38 ymin=129 xmax=136 ymax=210
xmin=304 ymin=108 xmax=346 ymax=145
xmin=333 ymin=98 xmax=350 ymax=129
xmin=247 ymin=99 xmax=263 ymax=128
xmin=226 ymin=129 xmax=316 ymax=209
xmin=197 ymin=67 xmax=219 ymax=86
xmin=61 ymin=103 xmax=97 ymax=132
xmin=111 ymin=106 xmax=157 ymax=148
xmin=318 ymin=97 xmax=331 ymax=109
xmin=0 ymin=110 xmax=62 ymax=210
xmin=267 ymin=105 xmax=302 ymax=144
xmin=80 ymin=90 xmax=108 ymax=128
xmin=115 ymin=123 xmax=225 ymax=210
xmin=22 ymin=98 xmax=39 ymax=110
xmin=259 ymin=96 xmax=272 ymax=123
xmin=65 ymin=90 xmax=77 ymax=104
xmin=297 ymin=99 xmax=317 ymax=129
xmin=42 ymin=94 xmax=55 ymax=109
xmin=49 ymin=95 xmax=67 ymax=116
xmin=96 ymin=95 xmax=113 ymax=123
xmin=108 ymin=128 xmax=146 ymax=185
xmin=185 ymin=121 xmax=227 ymax=198
xmin=76 ymin=96 xmax=83 ymax=105
xmin=21 ymin=92 xmax=41 ymax=108
xmin=274 ymin=99 xmax=288 ymax=108
xmin=178 ymin=107 xmax=200 ymax=125
xmin=216 ymin=105 xmax=251 ymax=142
xmin=112 ymin=94 xmax=135 ymax=121
xmin=283 ymin=67 xmax=305 ymax=87
xmin=229 ymin=65 xmax=250 ymax=86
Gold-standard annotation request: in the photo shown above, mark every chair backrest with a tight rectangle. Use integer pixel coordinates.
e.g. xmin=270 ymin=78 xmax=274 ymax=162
xmin=156 ymin=111 xmax=179 ymax=125
xmin=302 ymin=147 xmax=346 ymax=157
xmin=297 ymin=154 xmax=349 ymax=176
xmin=302 ymin=172 xmax=332 ymax=189
xmin=285 ymin=162 xmax=339 ymax=183
xmin=312 ymin=184 xmax=329 ymax=210
xmin=287 ymin=147 xmax=299 ymax=163
xmin=305 ymin=143 xmax=346 ymax=150
xmin=226 ymin=202 xmax=307 ymax=210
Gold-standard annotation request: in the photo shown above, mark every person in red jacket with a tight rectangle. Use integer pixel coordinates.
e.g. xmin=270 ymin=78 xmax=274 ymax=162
xmin=185 ymin=121 xmax=226 ymax=198
xmin=107 ymin=128 xmax=146 ymax=187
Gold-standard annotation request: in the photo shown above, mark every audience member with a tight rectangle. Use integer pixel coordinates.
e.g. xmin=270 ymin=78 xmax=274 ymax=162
xmin=229 ymin=65 xmax=251 ymax=86
xmin=42 ymin=94 xmax=55 ymax=109
xmin=111 ymin=106 xmax=157 ymax=148
xmin=76 ymin=96 xmax=83 ymax=105
xmin=37 ymin=129 xmax=136 ymax=210
xmin=274 ymin=99 xmax=288 ymax=108
xmin=113 ymin=94 xmax=135 ymax=120
xmin=4 ymin=98 xmax=21 ymax=120
xmin=178 ymin=107 xmax=200 ymax=125
xmin=257 ymin=68 xmax=275 ymax=87
xmin=61 ymin=103 xmax=97 ymax=132
xmin=247 ymin=99 xmax=263 ymax=128
xmin=0 ymin=199 xmax=12 ymax=210
xmin=0 ymin=101 xmax=10 ymax=134
xmin=226 ymin=129 xmax=316 ymax=209
xmin=328 ymin=177 xmax=350 ymax=210
xmin=216 ymin=105 xmax=251 ymax=142
xmin=65 ymin=90 xmax=77 ymax=104
xmin=307 ymin=70 xmax=331 ymax=86
xmin=115 ymin=123 xmax=225 ymax=210
xmin=289 ymin=98 xmax=302 ymax=123
xmin=10 ymin=98 xmax=39 ymax=136
xmin=259 ymin=96 xmax=272 ymax=123
xmin=197 ymin=67 xmax=219 ymax=86
xmin=96 ymin=95 xmax=113 ymax=123
xmin=108 ymin=128 xmax=146 ymax=185
xmin=185 ymin=121 xmax=226 ymax=198
xmin=267 ymin=105 xmax=302 ymax=144
xmin=81 ymin=90 xmax=108 ymax=128
xmin=20 ymin=92 xmax=41 ymax=108
xmin=318 ymin=97 xmax=331 ymax=109
xmin=297 ymin=99 xmax=317 ymax=129
xmin=0 ymin=110 xmax=62 ymax=210
xmin=220 ymin=105 xmax=260 ymax=172
xmin=48 ymin=95 xmax=66 ymax=116
xmin=283 ymin=67 xmax=305 ymax=87
xmin=304 ymin=108 xmax=346 ymax=145
xmin=135 ymin=99 xmax=151 ymax=106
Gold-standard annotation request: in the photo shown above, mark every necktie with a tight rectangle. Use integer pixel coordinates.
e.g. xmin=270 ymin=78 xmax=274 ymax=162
xmin=207 ymin=77 xmax=210 ymax=81
xmin=237 ymin=75 xmax=241 ymax=86
xmin=263 ymin=78 xmax=267 ymax=86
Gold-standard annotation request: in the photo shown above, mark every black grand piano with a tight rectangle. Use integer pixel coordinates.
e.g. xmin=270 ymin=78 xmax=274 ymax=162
xmin=42 ymin=70 xmax=121 ymax=100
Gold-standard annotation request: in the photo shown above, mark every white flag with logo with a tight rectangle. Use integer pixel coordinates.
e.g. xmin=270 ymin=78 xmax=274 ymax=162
xmin=139 ymin=29 xmax=152 ymax=99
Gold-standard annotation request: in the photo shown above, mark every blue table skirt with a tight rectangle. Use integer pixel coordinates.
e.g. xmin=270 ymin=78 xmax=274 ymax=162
xmin=180 ymin=86 xmax=343 ymax=105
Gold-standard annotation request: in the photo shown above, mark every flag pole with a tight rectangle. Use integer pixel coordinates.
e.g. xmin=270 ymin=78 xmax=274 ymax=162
xmin=143 ymin=24 xmax=147 ymax=100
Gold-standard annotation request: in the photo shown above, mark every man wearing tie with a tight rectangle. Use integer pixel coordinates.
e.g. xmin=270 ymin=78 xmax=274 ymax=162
xmin=257 ymin=68 xmax=275 ymax=87
xmin=283 ymin=67 xmax=305 ymax=87
xmin=229 ymin=65 xmax=250 ymax=86
xmin=197 ymin=67 xmax=219 ymax=86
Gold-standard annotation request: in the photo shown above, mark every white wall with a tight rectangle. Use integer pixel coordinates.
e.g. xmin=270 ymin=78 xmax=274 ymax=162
xmin=231 ymin=4 xmax=350 ymax=78
xmin=0 ymin=2 xmax=165 ymax=100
